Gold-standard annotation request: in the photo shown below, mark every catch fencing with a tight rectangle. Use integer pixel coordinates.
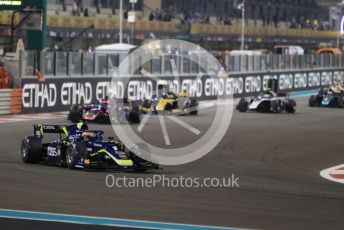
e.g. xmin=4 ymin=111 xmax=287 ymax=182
xmin=19 ymin=50 xmax=344 ymax=113
xmin=21 ymin=51 xmax=344 ymax=78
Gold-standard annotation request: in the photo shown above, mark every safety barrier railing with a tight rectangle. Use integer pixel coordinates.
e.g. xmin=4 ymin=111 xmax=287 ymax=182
xmin=21 ymin=50 xmax=344 ymax=78
xmin=0 ymin=88 xmax=22 ymax=115
xmin=225 ymin=54 xmax=344 ymax=73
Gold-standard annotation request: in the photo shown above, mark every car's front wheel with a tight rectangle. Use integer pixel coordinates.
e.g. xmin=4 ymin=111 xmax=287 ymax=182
xmin=65 ymin=142 xmax=87 ymax=169
xmin=69 ymin=105 xmax=83 ymax=123
xmin=184 ymin=99 xmax=198 ymax=115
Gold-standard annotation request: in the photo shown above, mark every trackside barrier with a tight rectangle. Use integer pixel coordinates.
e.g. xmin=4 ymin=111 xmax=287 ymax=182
xmin=21 ymin=68 xmax=344 ymax=113
xmin=0 ymin=89 xmax=22 ymax=115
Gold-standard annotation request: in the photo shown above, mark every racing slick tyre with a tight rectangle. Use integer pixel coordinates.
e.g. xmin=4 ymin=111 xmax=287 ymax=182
xmin=65 ymin=142 xmax=87 ymax=169
xmin=285 ymin=99 xmax=296 ymax=113
xmin=21 ymin=136 xmax=42 ymax=163
xmin=338 ymin=94 xmax=344 ymax=108
xmin=69 ymin=105 xmax=83 ymax=123
xmin=271 ymin=100 xmax=282 ymax=113
xmin=128 ymin=106 xmax=141 ymax=123
xmin=237 ymin=98 xmax=248 ymax=112
xmin=308 ymin=95 xmax=317 ymax=107
xmin=184 ymin=99 xmax=198 ymax=115
xmin=141 ymin=99 xmax=151 ymax=114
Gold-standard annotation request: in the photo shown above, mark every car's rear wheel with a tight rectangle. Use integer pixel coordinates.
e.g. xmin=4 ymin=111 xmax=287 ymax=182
xmin=309 ymin=95 xmax=317 ymax=107
xmin=285 ymin=99 xmax=296 ymax=113
xmin=271 ymin=100 xmax=282 ymax=113
xmin=237 ymin=98 xmax=248 ymax=112
xmin=65 ymin=142 xmax=87 ymax=169
xmin=21 ymin=136 xmax=42 ymax=163
xmin=338 ymin=94 xmax=344 ymax=108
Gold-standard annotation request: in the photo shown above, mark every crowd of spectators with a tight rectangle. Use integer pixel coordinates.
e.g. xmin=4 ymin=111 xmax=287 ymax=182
xmin=71 ymin=0 xmax=90 ymax=17
xmin=56 ymin=1 xmax=334 ymax=32
xmin=148 ymin=6 xmax=174 ymax=22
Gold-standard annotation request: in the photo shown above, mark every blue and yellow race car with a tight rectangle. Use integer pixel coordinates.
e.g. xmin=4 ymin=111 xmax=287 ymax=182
xmin=21 ymin=122 xmax=158 ymax=171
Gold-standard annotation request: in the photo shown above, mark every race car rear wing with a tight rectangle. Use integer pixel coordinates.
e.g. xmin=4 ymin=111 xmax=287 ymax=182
xmin=33 ymin=122 xmax=88 ymax=139
xmin=33 ymin=124 xmax=68 ymax=139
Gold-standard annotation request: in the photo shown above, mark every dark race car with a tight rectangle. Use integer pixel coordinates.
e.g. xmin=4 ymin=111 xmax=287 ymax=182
xmin=68 ymin=97 xmax=141 ymax=124
xmin=309 ymin=84 xmax=344 ymax=108
xmin=237 ymin=79 xmax=296 ymax=113
xmin=21 ymin=122 xmax=158 ymax=171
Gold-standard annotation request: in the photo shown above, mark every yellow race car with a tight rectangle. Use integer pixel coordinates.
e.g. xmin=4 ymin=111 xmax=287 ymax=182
xmin=141 ymin=88 xmax=198 ymax=115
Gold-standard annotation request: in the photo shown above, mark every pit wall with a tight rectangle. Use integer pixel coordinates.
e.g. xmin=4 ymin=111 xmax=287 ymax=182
xmin=21 ymin=68 xmax=344 ymax=113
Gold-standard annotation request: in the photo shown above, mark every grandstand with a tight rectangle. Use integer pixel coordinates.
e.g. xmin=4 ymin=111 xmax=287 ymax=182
xmin=0 ymin=0 xmax=343 ymax=51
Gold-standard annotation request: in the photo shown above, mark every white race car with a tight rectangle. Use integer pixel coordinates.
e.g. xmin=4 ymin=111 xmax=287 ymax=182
xmin=236 ymin=79 xmax=296 ymax=113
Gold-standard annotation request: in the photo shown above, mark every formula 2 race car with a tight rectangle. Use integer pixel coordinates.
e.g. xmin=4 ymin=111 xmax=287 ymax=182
xmin=141 ymin=85 xmax=198 ymax=115
xmin=237 ymin=79 xmax=296 ymax=113
xmin=309 ymin=83 xmax=344 ymax=108
xmin=21 ymin=122 xmax=158 ymax=171
xmin=68 ymin=97 xmax=141 ymax=124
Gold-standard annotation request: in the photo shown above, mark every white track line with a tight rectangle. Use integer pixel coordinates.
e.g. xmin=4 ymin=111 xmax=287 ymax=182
xmin=158 ymin=114 xmax=170 ymax=145
xmin=167 ymin=116 xmax=201 ymax=135
xmin=0 ymin=112 xmax=66 ymax=124
xmin=137 ymin=111 xmax=151 ymax=132
xmin=320 ymin=163 xmax=344 ymax=184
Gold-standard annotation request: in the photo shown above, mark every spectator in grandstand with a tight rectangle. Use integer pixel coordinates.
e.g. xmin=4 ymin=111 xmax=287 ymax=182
xmin=204 ymin=16 xmax=209 ymax=24
xmin=223 ymin=17 xmax=232 ymax=25
xmin=262 ymin=14 xmax=267 ymax=27
xmin=161 ymin=10 xmax=167 ymax=21
xmin=167 ymin=4 xmax=174 ymax=21
xmin=289 ymin=18 xmax=297 ymax=29
xmin=154 ymin=8 xmax=161 ymax=21
xmin=218 ymin=17 xmax=224 ymax=25
xmin=72 ymin=0 xmax=78 ymax=16
xmin=313 ymin=19 xmax=318 ymax=30
xmin=77 ymin=0 xmax=83 ymax=12
xmin=96 ymin=0 xmax=101 ymax=14
xmin=306 ymin=19 xmax=311 ymax=29
xmin=83 ymin=8 xmax=89 ymax=17
xmin=61 ymin=0 xmax=66 ymax=12
xmin=273 ymin=14 xmax=279 ymax=28
xmin=149 ymin=11 xmax=154 ymax=21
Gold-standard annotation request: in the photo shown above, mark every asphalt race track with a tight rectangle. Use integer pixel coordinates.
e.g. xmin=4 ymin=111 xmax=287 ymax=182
xmin=0 ymin=97 xmax=343 ymax=229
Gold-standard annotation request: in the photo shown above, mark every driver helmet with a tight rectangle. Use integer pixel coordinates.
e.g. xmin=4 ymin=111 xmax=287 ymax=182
xmin=101 ymin=96 xmax=109 ymax=105
xmin=82 ymin=132 xmax=97 ymax=141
